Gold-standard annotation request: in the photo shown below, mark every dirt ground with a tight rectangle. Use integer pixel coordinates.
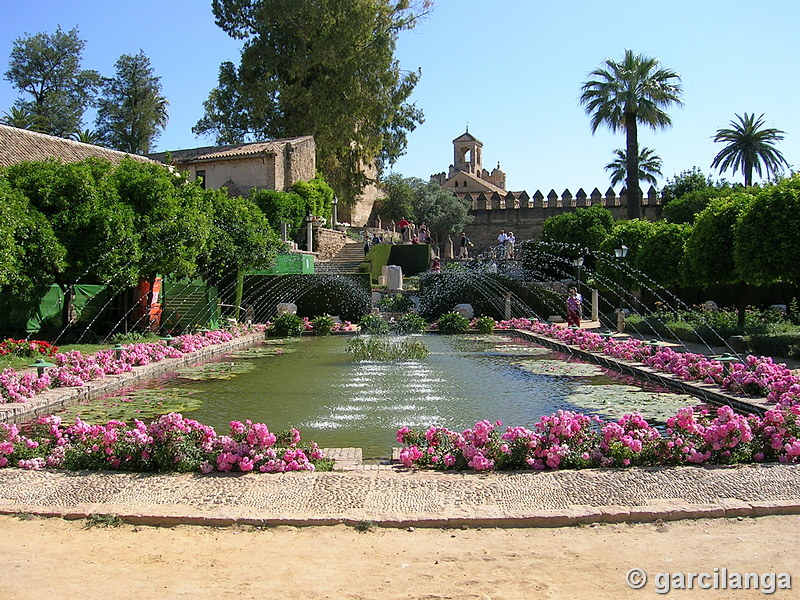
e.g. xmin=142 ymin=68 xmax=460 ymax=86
xmin=0 ymin=514 xmax=796 ymax=599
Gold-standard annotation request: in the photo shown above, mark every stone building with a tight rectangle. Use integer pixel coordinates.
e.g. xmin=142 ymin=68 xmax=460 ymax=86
xmin=148 ymin=136 xmax=316 ymax=196
xmin=431 ymin=129 xmax=510 ymax=196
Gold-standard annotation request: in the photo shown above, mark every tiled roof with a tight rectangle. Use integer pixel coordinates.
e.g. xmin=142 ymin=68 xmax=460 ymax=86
xmin=0 ymin=125 xmax=156 ymax=167
xmin=446 ymin=169 xmax=507 ymax=195
xmin=148 ymin=135 xmax=314 ymax=164
xmin=452 ymin=131 xmax=482 ymax=145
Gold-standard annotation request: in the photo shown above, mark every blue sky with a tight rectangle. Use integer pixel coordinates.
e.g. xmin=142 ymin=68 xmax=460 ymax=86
xmin=1 ymin=1 xmax=797 ymax=195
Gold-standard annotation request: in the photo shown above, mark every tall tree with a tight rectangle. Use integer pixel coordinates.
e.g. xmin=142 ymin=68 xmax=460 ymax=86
xmin=605 ymin=147 xmax=662 ymax=187
xmin=4 ymin=26 xmax=100 ymax=137
xmin=95 ymin=51 xmax=169 ymax=154
xmin=194 ymin=0 xmax=431 ymax=204
xmin=711 ymin=112 xmax=789 ymax=186
xmin=580 ymin=50 xmax=683 ymax=219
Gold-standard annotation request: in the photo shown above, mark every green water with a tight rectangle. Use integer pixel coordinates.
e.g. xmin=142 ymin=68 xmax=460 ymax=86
xmin=65 ymin=334 xmax=700 ymax=458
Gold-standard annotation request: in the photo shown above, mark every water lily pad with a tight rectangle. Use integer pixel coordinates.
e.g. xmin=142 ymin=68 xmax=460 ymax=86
xmin=175 ymin=361 xmax=255 ymax=380
xmin=56 ymin=388 xmax=203 ymax=424
xmin=492 ymin=345 xmax=552 ymax=356
xmin=227 ymin=346 xmax=296 ymax=359
xmin=515 ymin=359 xmax=606 ymax=377
xmin=567 ymin=384 xmax=700 ymax=423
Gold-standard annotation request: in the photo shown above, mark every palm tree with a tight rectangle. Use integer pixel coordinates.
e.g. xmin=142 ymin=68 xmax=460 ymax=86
xmin=711 ymin=113 xmax=789 ymax=186
xmin=605 ymin=147 xmax=662 ymax=187
xmin=0 ymin=106 xmax=45 ymax=131
xmin=580 ymin=50 xmax=683 ymax=219
xmin=70 ymin=128 xmax=104 ymax=145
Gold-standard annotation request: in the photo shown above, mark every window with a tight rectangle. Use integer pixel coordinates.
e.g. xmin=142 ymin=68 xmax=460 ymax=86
xmin=196 ymin=170 xmax=206 ymax=189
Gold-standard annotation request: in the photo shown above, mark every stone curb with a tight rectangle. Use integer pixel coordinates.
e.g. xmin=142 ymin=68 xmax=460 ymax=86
xmin=2 ymin=498 xmax=799 ymax=530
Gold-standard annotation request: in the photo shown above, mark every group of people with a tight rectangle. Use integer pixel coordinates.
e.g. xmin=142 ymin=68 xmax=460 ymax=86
xmin=496 ymin=230 xmax=516 ymax=259
xmin=396 ymin=217 xmax=431 ymax=244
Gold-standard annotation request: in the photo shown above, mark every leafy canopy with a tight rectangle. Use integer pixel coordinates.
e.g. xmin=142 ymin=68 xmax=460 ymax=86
xmin=95 ymin=51 xmax=169 ymax=154
xmin=4 ymin=26 xmax=100 ymax=137
xmin=194 ymin=0 xmax=431 ymax=204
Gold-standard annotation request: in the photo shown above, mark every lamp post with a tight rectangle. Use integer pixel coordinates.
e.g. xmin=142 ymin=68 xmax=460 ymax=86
xmin=306 ymin=211 xmax=314 ymax=251
xmin=614 ymin=244 xmax=628 ymax=332
xmin=28 ymin=358 xmax=56 ymax=378
xmin=569 ymin=256 xmax=584 ymax=296
xmin=332 ymin=195 xmax=338 ymax=229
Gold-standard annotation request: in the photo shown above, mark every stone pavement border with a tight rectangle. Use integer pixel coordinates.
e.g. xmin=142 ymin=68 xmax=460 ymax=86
xmin=0 ymin=463 xmax=798 ymax=529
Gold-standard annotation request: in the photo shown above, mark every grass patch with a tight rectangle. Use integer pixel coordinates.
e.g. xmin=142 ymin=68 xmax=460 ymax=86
xmin=84 ymin=514 xmax=124 ymax=528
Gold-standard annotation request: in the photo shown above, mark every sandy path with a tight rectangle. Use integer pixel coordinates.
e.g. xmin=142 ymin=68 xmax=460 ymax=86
xmin=0 ymin=514 xmax=796 ymax=599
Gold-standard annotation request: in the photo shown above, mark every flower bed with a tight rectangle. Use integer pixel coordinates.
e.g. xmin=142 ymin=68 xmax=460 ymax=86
xmin=397 ymin=405 xmax=800 ymax=471
xmin=0 ymin=412 xmax=326 ymax=473
xmin=0 ymin=325 xmax=264 ymax=404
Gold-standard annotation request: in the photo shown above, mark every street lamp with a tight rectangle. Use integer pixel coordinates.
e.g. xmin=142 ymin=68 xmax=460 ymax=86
xmin=569 ymin=256 xmax=584 ymax=296
xmin=614 ymin=244 xmax=628 ymax=332
xmin=332 ymin=195 xmax=338 ymax=229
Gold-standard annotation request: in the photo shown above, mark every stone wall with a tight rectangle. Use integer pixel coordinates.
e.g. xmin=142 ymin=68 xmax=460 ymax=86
xmin=313 ymin=226 xmax=348 ymax=260
xmin=460 ymin=186 xmax=664 ymax=251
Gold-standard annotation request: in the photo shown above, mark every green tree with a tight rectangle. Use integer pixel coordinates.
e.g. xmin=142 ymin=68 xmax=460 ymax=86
xmin=541 ymin=205 xmax=614 ymax=253
xmin=636 ymin=221 xmax=691 ymax=288
xmin=70 ymin=128 xmax=104 ymax=145
xmin=663 ymin=187 xmax=732 ymax=224
xmin=194 ymin=0 xmax=431 ymax=203
xmin=711 ymin=113 xmax=790 ymax=186
xmin=597 ymin=219 xmax=655 ymax=294
xmin=200 ymin=189 xmax=284 ymax=282
xmin=580 ymin=50 xmax=683 ymax=219
xmin=379 ymin=173 xmax=416 ymax=223
xmin=4 ymin=26 xmax=100 ymax=137
xmin=0 ymin=177 xmax=65 ymax=301
xmin=401 ymin=177 xmax=472 ymax=250
xmin=0 ymin=106 xmax=45 ymax=131
xmin=735 ymin=175 xmax=800 ymax=286
xmin=249 ymin=189 xmax=306 ymax=238
xmin=660 ymin=167 xmax=714 ymax=204
xmin=95 ymin=51 xmax=169 ymax=154
xmin=605 ymin=147 xmax=662 ymax=187
xmin=109 ymin=159 xmax=212 ymax=282
xmin=3 ymin=159 xmax=141 ymax=327
xmin=291 ymin=174 xmax=335 ymax=224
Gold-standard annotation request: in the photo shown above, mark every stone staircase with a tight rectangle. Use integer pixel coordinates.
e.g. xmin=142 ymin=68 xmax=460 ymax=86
xmin=316 ymin=238 xmax=366 ymax=274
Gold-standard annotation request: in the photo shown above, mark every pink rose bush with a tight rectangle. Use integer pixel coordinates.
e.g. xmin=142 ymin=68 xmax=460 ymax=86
xmin=0 ymin=325 xmax=259 ymax=404
xmin=397 ymin=403 xmax=800 ymax=472
xmin=0 ymin=412 xmax=326 ymax=473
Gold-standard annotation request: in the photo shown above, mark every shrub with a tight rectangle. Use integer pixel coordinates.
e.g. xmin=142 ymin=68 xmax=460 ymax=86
xmin=358 ymin=313 xmax=389 ymax=335
xmin=377 ymin=293 xmax=414 ymax=313
xmin=310 ymin=315 xmax=335 ymax=336
xmin=473 ymin=316 xmax=495 ymax=334
xmin=436 ymin=312 xmax=469 ymax=334
xmin=269 ymin=314 xmax=305 ymax=337
xmin=391 ymin=313 xmax=428 ymax=334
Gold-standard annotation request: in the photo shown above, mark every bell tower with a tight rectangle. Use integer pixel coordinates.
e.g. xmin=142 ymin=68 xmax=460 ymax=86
xmin=452 ymin=128 xmax=483 ymax=175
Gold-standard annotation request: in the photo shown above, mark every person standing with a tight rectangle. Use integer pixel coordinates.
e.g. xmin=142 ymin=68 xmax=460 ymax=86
xmin=497 ymin=230 xmax=508 ymax=259
xmin=363 ymin=231 xmax=371 ymax=257
xmin=506 ymin=231 xmax=516 ymax=258
xmin=566 ymin=287 xmax=583 ymax=327
xmin=458 ymin=232 xmax=471 ymax=259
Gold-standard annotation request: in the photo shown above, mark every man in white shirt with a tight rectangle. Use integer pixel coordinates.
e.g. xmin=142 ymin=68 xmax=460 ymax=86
xmin=497 ymin=230 xmax=507 ymax=259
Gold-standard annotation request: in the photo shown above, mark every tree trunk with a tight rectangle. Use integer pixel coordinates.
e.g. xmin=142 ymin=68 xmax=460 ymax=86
xmin=737 ymin=281 xmax=747 ymax=328
xmin=625 ymin=113 xmax=641 ymax=220
xmin=59 ymin=283 xmax=76 ymax=335
xmin=744 ymin=158 xmax=753 ymax=187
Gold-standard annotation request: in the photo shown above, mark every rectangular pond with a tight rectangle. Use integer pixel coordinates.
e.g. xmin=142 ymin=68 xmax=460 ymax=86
xmin=55 ymin=334 xmax=704 ymax=459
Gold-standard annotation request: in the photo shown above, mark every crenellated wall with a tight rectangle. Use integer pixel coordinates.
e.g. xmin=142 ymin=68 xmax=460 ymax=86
xmin=459 ymin=185 xmax=664 ymax=250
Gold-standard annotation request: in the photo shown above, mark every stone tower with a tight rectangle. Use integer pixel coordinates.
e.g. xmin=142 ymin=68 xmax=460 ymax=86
xmin=452 ymin=129 xmax=483 ymax=176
